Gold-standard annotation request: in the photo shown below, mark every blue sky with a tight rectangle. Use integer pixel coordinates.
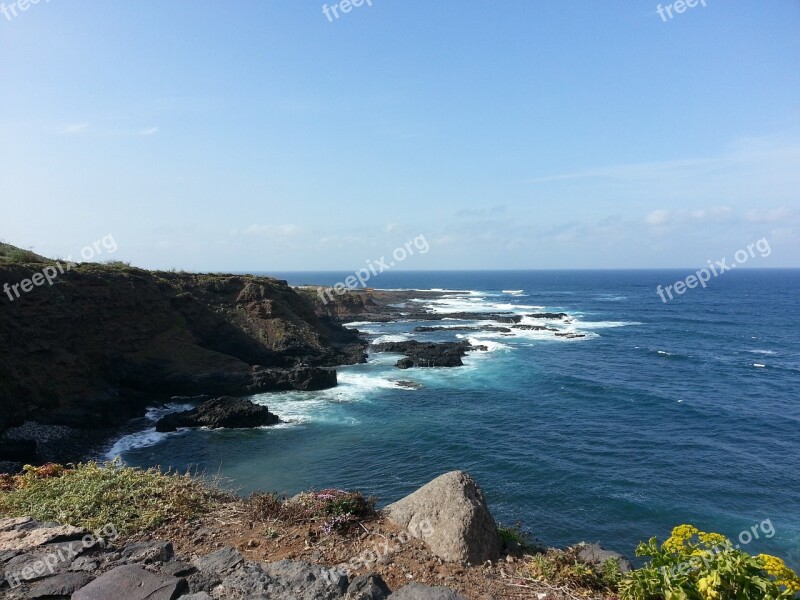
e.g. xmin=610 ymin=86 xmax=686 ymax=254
xmin=1 ymin=1 xmax=798 ymax=270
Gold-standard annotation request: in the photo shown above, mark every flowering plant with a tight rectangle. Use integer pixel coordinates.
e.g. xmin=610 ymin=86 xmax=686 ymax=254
xmin=620 ymin=524 xmax=800 ymax=599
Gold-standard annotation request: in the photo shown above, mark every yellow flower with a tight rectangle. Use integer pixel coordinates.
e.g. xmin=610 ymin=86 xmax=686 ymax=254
xmin=698 ymin=532 xmax=728 ymax=548
xmin=757 ymin=554 xmax=800 ymax=591
xmin=663 ymin=524 xmax=700 ymax=553
xmin=697 ymin=575 xmax=721 ymax=600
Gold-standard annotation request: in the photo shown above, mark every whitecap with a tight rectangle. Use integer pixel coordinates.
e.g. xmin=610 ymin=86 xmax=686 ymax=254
xmin=106 ymin=429 xmax=179 ymax=459
xmin=569 ymin=320 xmax=642 ymax=329
xmin=461 ymin=336 xmax=511 ymax=352
xmin=373 ymin=334 xmax=412 ymax=343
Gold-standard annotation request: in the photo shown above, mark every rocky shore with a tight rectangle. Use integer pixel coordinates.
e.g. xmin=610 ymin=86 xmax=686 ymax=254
xmin=0 ymin=245 xmax=367 ymax=469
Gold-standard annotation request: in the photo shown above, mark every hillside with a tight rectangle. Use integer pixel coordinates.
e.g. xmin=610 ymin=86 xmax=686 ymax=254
xmin=0 ymin=244 xmax=366 ymax=458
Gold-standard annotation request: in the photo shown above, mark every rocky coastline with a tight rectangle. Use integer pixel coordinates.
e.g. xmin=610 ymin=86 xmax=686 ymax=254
xmin=1 ymin=245 xmax=525 ymax=470
xmin=0 ymin=245 xmax=367 ymax=470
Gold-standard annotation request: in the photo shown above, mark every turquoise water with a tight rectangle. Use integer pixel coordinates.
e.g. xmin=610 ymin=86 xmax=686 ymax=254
xmin=114 ymin=270 xmax=800 ymax=567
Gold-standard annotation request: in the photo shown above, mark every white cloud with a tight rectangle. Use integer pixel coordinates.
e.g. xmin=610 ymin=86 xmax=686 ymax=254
xmin=235 ymin=224 xmax=301 ymax=237
xmin=745 ymin=207 xmax=792 ymax=223
xmin=644 ymin=206 xmax=733 ymax=227
xmin=60 ymin=123 xmax=89 ymax=135
xmin=645 ymin=209 xmax=670 ymax=226
xmin=137 ymin=127 xmax=159 ymax=136
xmin=526 ymin=133 xmax=800 ymax=205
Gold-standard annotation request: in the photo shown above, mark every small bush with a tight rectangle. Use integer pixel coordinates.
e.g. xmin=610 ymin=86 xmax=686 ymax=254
xmin=620 ymin=524 xmax=800 ymax=600
xmin=0 ymin=461 xmax=224 ymax=535
xmin=498 ymin=522 xmax=539 ymax=553
xmin=248 ymin=488 xmax=377 ymax=534
xmin=521 ymin=545 xmax=617 ymax=593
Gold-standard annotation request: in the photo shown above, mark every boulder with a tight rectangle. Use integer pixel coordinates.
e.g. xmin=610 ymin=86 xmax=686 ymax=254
xmin=191 ymin=546 xmax=244 ymax=575
xmin=261 ymin=560 xmax=348 ymax=598
xmin=121 ymin=540 xmax=174 ymax=564
xmin=160 ymin=560 xmax=196 ymax=577
xmin=527 ymin=312 xmax=568 ymax=320
xmin=345 ymin=573 xmax=391 ymax=599
xmin=0 ymin=520 xmax=86 ymax=552
xmin=72 ymin=565 xmax=187 ymax=600
xmin=390 ymin=582 xmax=467 ymax=599
xmin=155 ymin=397 xmax=280 ymax=432
xmin=27 ymin=571 xmax=93 ymax=597
xmin=384 ymin=471 xmax=501 ymax=564
xmin=250 ymin=365 xmax=338 ymax=392
xmin=371 ymin=342 xmax=481 ymax=369
xmin=217 ymin=560 xmax=347 ymax=600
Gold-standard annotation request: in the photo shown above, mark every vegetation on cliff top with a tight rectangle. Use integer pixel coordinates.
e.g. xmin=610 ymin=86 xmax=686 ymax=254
xmin=2 ymin=464 xmax=798 ymax=599
xmin=0 ymin=461 xmax=226 ymax=535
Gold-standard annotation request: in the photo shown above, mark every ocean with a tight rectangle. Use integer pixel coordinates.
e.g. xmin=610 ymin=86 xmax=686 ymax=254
xmin=110 ymin=269 xmax=800 ymax=568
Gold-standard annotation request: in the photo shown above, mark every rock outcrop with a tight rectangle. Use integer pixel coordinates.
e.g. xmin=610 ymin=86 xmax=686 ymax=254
xmin=0 ymin=245 xmax=367 ymax=463
xmin=155 ymin=397 xmax=281 ymax=432
xmin=0 ymin=517 xmax=467 ymax=600
xmin=576 ymin=542 xmax=633 ymax=573
xmin=384 ymin=471 xmax=502 ymax=565
xmin=371 ymin=342 xmax=486 ymax=369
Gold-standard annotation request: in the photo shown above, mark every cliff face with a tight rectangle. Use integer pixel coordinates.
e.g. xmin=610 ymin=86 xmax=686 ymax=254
xmin=0 ymin=248 xmax=366 ymax=434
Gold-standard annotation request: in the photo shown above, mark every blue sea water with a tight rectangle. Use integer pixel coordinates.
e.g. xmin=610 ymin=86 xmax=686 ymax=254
xmin=113 ymin=270 xmax=800 ymax=568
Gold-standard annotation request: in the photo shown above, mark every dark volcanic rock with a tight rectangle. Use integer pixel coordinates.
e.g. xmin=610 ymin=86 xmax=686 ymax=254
xmin=413 ymin=325 xmax=512 ymax=333
xmin=391 ymin=582 xmax=467 ymax=599
xmin=27 ymin=572 xmax=93 ymax=598
xmin=527 ymin=312 xmax=569 ymax=320
xmin=0 ymin=250 xmax=367 ymax=457
xmin=406 ymin=312 xmax=522 ymax=323
xmin=121 ymin=540 xmax=174 ymax=564
xmin=156 ymin=397 xmax=280 ymax=432
xmin=514 ymin=324 xmax=557 ymax=331
xmin=250 ymin=365 xmax=337 ymax=392
xmin=216 ymin=560 xmax=347 ymax=600
xmin=0 ymin=439 xmax=37 ymax=463
xmin=346 ymin=573 xmax=391 ymax=599
xmin=191 ymin=546 xmax=244 ymax=576
xmin=72 ymin=565 xmax=187 ymax=600
xmin=372 ymin=341 xmax=482 ymax=369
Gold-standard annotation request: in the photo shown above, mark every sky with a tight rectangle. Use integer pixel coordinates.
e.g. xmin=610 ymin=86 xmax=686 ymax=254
xmin=1 ymin=1 xmax=799 ymax=271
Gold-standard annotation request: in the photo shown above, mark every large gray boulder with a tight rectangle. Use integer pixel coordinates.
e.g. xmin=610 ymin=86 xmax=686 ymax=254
xmin=384 ymin=471 xmax=501 ymax=564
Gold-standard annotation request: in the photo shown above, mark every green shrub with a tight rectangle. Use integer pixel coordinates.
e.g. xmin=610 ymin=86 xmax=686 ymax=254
xmin=0 ymin=461 xmax=224 ymax=535
xmin=521 ymin=545 xmax=617 ymax=593
xmin=620 ymin=524 xmax=800 ymax=600
xmin=498 ymin=522 xmax=538 ymax=553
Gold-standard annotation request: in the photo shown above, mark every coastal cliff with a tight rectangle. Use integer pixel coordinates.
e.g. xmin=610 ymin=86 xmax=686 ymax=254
xmin=0 ymin=244 xmax=366 ymax=462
